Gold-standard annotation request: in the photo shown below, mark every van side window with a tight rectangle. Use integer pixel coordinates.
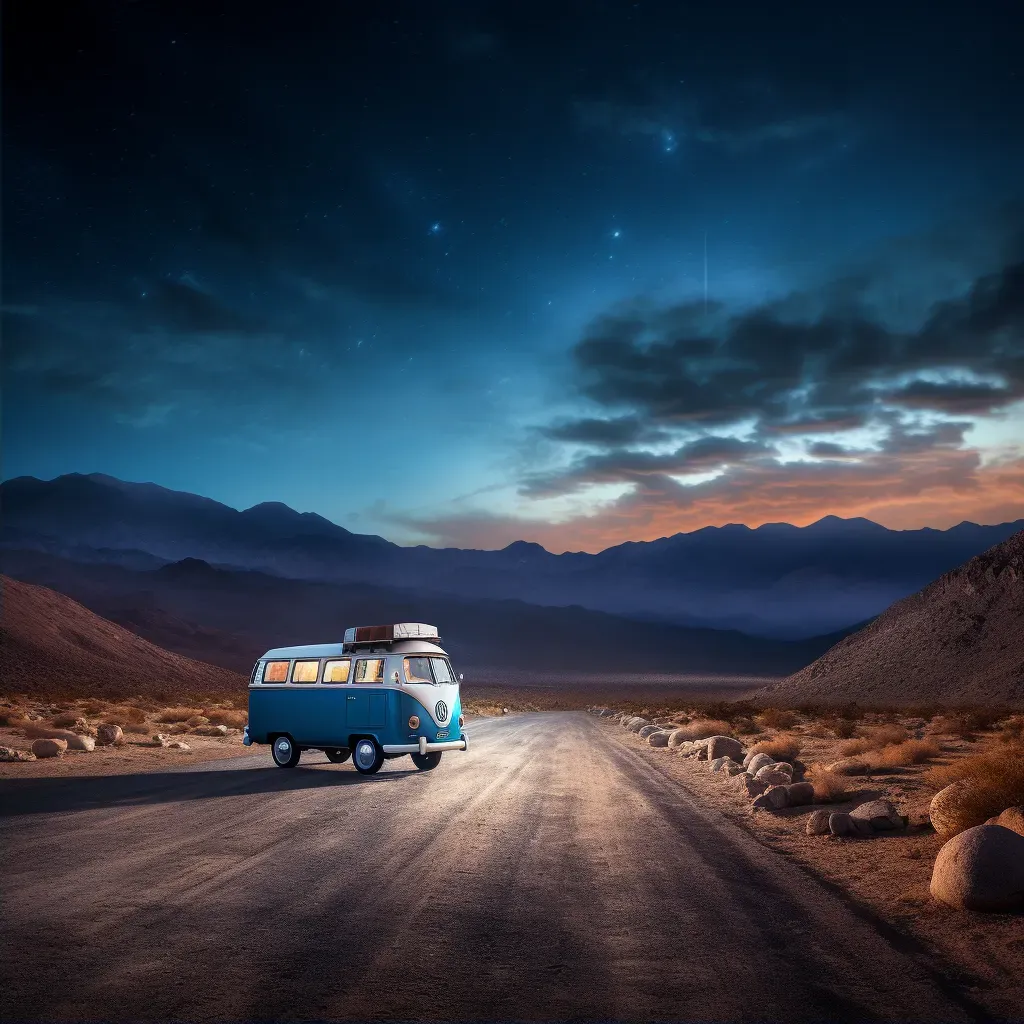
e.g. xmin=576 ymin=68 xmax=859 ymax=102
xmin=323 ymin=659 xmax=351 ymax=683
xmin=291 ymin=659 xmax=320 ymax=683
xmin=263 ymin=660 xmax=289 ymax=683
xmin=354 ymin=658 xmax=385 ymax=684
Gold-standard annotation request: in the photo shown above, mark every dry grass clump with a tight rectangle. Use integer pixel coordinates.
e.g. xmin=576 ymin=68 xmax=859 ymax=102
xmin=81 ymin=700 xmax=110 ymax=716
xmin=925 ymin=744 xmax=1024 ymax=836
xmin=872 ymin=738 xmax=941 ymax=767
xmin=122 ymin=721 xmax=150 ymax=735
xmin=155 ymin=706 xmax=205 ymax=724
xmin=186 ymin=715 xmax=209 ymax=727
xmin=51 ymin=712 xmax=86 ymax=729
xmin=673 ymin=719 xmax=733 ymax=741
xmin=756 ymin=708 xmax=798 ymax=730
xmin=997 ymin=716 xmax=1024 ymax=744
xmin=806 ymin=765 xmax=851 ymax=803
xmin=204 ymin=708 xmax=247 ymax=729
xmin=749 ymin=736 xmax=801 ymax=762
xmin=838 ymin=724 xmax=909 ymax=756
xmin=0 ymin=709 xmax=30 ymax=728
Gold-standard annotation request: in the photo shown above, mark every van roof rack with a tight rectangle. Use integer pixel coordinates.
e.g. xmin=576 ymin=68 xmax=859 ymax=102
xmin=342 ymin=623 xmax=440 ymax=647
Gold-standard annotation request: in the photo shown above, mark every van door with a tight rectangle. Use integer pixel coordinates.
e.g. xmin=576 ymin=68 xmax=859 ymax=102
xmin=348 ymin=657 xmax=387 ymax=729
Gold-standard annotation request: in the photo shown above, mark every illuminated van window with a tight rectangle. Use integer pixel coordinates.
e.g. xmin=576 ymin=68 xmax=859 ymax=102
xmin=430 ymin=658 xmax=455 ymax=684
xmin=292 ymin=660 xmax=320 ymax=683
xmin=404 ymin=657 xmax=433 ymax=683
xmin=263 ymin=661 xmax=289 ymax=683
xmin=354 ymin=658 xmax=385 ymax=684
xmin=323 ymin=659 xmax=351 ymax=683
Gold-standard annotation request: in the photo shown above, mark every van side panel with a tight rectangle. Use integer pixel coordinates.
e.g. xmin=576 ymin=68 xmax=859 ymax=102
xmin=248 ymin=687 xmax=349 ymax=747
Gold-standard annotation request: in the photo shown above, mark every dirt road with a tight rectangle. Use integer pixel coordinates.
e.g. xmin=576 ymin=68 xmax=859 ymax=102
xmin=1 ymin=713 xmax=987 ymax=1022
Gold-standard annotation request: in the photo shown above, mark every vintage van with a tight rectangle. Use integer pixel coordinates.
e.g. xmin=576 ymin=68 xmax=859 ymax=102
xmin=244 ymin=623 xmax=467 ymax=774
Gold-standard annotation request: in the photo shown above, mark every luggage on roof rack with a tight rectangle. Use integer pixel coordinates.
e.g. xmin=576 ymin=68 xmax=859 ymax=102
xmin=343 ymin=623 xmax=440 ymax=646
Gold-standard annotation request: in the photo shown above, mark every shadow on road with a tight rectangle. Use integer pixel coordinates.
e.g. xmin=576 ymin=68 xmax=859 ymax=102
xmin=0 ymin=760 xmax=416 ymax=817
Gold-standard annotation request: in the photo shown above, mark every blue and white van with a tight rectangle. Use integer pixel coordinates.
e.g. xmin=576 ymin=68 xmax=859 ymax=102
xmin=244 ymin=623 xmax=468 ymax=775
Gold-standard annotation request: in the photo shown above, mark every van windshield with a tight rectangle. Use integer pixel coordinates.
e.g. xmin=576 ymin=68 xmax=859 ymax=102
xmin=404 ymin=656 xmax=457 ymax=685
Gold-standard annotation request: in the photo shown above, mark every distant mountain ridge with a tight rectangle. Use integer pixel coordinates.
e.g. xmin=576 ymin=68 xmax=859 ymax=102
xmin=3 ymin=472 xmax=1022 ymax=638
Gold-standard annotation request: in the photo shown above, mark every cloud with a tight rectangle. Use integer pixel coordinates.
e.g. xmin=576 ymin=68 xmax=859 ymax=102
xmin=538 ymin=416 xmax=670 ymax=446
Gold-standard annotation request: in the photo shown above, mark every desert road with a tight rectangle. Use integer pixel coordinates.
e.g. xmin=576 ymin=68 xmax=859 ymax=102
xmin=1 ymin=713 xmax=987 ymax=1023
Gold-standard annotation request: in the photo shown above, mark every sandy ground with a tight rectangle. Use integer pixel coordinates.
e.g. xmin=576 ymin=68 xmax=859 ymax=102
xmin=0 ymin=712 xmax=991 ymax=1023
xmin=603 ymin=717 xmax=1024 ymax=1020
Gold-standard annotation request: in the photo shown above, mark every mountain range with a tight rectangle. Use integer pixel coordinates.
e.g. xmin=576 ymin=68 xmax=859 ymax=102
xmin=4 ymin=473 xmax=1022 ymax=638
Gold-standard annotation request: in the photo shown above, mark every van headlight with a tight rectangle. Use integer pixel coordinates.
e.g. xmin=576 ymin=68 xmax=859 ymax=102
xmin=458 ymin=715 xmax=465 ymax=727
xmin=408 ymin=715 xmax=420 ymax=729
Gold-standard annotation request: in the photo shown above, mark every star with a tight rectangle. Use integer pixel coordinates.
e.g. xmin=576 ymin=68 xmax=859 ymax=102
xmin=429 ymin=222 xmax=441 ymax=234
xmin=612 ymin=229 xmax=621 ymax=239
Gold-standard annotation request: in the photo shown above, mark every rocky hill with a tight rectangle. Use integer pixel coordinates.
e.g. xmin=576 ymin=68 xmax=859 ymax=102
xmin=754 ymin=531 xmax=1024 ymax=708
xmin=0 ymin=575 xmax=246 ymax=699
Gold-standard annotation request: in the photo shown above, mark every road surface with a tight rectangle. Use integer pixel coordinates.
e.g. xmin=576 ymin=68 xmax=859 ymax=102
xmin=1 ymin=713 xmax=985 ymax=1022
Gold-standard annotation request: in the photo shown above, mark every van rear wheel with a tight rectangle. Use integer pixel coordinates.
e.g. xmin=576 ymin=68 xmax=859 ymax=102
xmin=325 ymin=748 xmax=350 ymax=764
xmin=271 ymin=735 xmax=301 ymax=768
xmin=411 ymin=751 xmax=442 ymax=771
xmin=352 ymin=738 xmax=384 ymax=775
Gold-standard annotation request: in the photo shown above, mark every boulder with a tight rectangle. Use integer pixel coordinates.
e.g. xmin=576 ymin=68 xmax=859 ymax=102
xmin=193 ymin=724 xmax=230 ymax=737
xmin=96 ymin=724 xmax=124 ymax=747
xmin=930 ymin=824 xmax=1024 ymax=912
xmin=628 ymin=718 xmax=648 ymax=733
xmin=829 ymin=812 xmax=855 ymax=836
xmin=746 ymin=752 xmax=776 ymax=776
xmin=850 ymin=799 xmax=904 ymax=831
xmin=985 ymin=807 xmax=1024 ymax=838
xmin=151 ymin=734 xmax=170 ymax=747
xmin=647 ymin=731 xmax=670 ymax=748
xmin=31 ymin=738 xmax=67 ymax=759
xmin=736 ymin=773 xmax=766 ymax=798
xmin=0 ymin=746 xmax=36 ymax=762
xmin=806 ymin=809 xmax=831 ymax=835
xmin=930 ymin=781 xmax=971 ymax=838
xmin=785 ymin=782 xmax=815 ymax=807
xmin=753 ymin=786 xmax=790 ymax=811
xmin=724 ymin=760 xmax=747 ymax=776
xmin=826 ymin=758 xmax=870 ymax=776
xmin=637 ymin=725 xmax=661 ymax=739
xmin=706 ymin=736 xmax=744 ymax=762
xmin=676 ymin=741 xmax=696 ymax=756
xmin=709 ymin=756 xmax=743 ymax=774
xmin=667 ymin=729 xmax=690 ymax=747
xmin=168 ymin=741 xmax=192 ymax=751
xmin=754 ymin=766 xmax=792 ymax=788
xmin=65 ymin=734 xmax=96 ymax=752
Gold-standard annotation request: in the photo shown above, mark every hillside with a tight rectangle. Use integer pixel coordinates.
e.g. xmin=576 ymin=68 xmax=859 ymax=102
xmin=754 ymin=531 xmax=1024 ymax=708
xmin=0 ymin=575 xmax=247 ymax=699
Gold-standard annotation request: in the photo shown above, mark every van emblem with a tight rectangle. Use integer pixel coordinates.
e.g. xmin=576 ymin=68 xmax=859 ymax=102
xmin=435 ymin=700 xmax=449 ymax=722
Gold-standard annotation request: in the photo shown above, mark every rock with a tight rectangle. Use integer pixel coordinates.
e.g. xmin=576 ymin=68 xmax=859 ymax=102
xmin=706 ymin=736 xmax=744 ymax=762
xmin=168 ymin=741 xmax=192 ymax=751
xmin=753 ymin=786 xmax=791 ymax=811
xmin=96 ymin=724 xmax=124 ymax=746
xmin=754 ymin=766 xmax=792 ymax=788
xmin=826 ymin=758 xmax=870 ymax=776
xmin=724 ymin=760 xmax=747 ymax=776
xmin=735 ymin=772 xmax=766 ymax=797
xmin=851 ymin=799 xmax=904 ymax=831
xmin=64 ymin=717 xmax=93 ymax=735
xmin=785 ymin=782 xmax=815 ymax=807
xmin=746 ymin=752 xmax=776 ymax=775
xmin=985 ymin=807 xmax=1024 ymax=838
xmin=930 ymin=781 xmax=972 ymax=838
xmin=638 ymin=725 xmax=661 ymax=739
xmin=667 ymin=729 xmax=690 ymax=747
xmin=829 ymin=812 xmax=855 ymax=836
xmin=676 ymin=741 xmax=695 ymax=756
xmin=193 ymin=724 xmax=230 ymax=737
xmin=152 ymin=734 xmax=170 ymax=747
xmin=628 ymin=718 xmax=648 ymax=733
xmin=930 ymin=824 xmax=1024 ymax=912
xmin=0 ymin=746 xmax=36 ymax=762
xmin=806 ymin=809 xmax=831 ymax=835
xmin=647 ymin=731 xmax=670 ymax=748
xmin=65 ymin=734 xmax=96 ymax=752
xmin=31 ymin=738 xmax=67 ymax=758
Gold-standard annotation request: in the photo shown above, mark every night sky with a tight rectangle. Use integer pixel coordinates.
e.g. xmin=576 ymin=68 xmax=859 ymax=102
xmin=4 ymin=1 xmax=1024 ymax=551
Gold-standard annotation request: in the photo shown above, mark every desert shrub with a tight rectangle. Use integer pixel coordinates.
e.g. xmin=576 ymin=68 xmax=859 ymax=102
xmin=186 ymin=715 xmax=209 ymax=727
xmin=807 ymin=766 xmax=851 ymax=803
xmin=928 ymin=714 xmax=978 ymax=740
xmin=204 ymin=708 xmax=247 ymax=729
xmin=155 ymin=706 xmax=204 ymax=724
xmin=749 ymin=736 xmax=801 ymax=762
xmin=81 ymin=700 xmax=110 ymax=716
xmin=122 ymin=721 xmax=150 ymax=735
xmin=831 ymin=718 xmax=858 ymax=739
xmin=925 ymin=744 xmax=1024 ymax=836
xmin=673 ymin=719 xmax=732 ymax=741
xmin=0 ymin=710 xmax=29 ymax=728
xmin=51 ymin=713 xmax=83 ymax=729
xmin=757 ymin=708 xmax=798 ymax=730
xmin=998 ymin=716 xmax=1024 ymax=744
xmin=872 ymin=738 xmax=941 ymax=767
xmin=838 ymin=737 xmax=873 ymax=756
xmin=839 ymin=725 xmax=908 ymax=755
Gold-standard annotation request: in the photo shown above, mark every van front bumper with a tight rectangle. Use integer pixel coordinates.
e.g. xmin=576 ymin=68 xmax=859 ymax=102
xmin=382 ymin=735 xmax=468 ymax=755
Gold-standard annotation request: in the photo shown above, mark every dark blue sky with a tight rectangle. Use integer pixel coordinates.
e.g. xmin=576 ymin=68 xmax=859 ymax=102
xmin=4 ymin=1 xmax=1024 ymax=550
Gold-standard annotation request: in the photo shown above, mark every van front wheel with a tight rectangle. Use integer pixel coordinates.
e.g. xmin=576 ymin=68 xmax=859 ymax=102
xmin=352 ymin=738 xmax=384 ymax=775
xmin=411 ymin=751 xmax=442 ymax=771
xmin=271 ymin=735 xmax=301 ymax=768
